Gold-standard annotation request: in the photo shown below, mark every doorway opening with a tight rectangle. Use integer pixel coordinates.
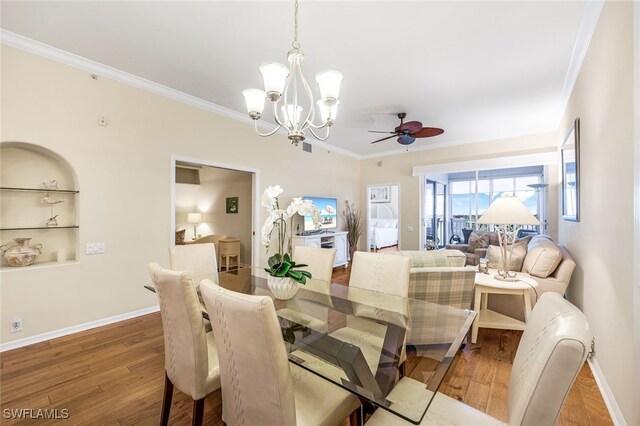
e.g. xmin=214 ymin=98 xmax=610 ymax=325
xmin=367 ymin=184 xmax=401 ymax=252
xmin=171 ymin=156 xmax=259 ymax=269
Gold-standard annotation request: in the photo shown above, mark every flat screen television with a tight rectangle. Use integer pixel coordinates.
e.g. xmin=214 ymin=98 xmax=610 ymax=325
xmin=303 ymin=196 xmax=337 ymax=232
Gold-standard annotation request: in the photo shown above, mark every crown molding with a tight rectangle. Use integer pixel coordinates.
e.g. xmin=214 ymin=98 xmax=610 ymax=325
xmin=0 ymin=30 xmax=361 ymax=160
xmin=555 ymin=0 xmax=604 ymax=126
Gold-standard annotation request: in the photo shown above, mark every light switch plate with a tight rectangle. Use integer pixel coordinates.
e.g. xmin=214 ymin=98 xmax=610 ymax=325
xmin=86 ymin=243 xmax=106 ymax=255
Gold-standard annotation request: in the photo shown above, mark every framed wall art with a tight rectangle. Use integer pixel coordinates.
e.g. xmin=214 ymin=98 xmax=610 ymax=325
xmin=370 ymin=186 xmax=390 ymax=203
xmin=561 ymin=118 xmax=580 ymax=221
xmin=226 ymin=197 xmax=239 ymax=214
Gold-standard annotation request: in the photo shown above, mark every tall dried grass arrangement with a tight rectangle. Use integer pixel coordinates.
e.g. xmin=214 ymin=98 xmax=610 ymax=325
xmin=342 ymin=200 xmax=363 ymax=261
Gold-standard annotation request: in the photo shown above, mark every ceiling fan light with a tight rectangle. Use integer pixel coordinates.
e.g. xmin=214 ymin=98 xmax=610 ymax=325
xmin=281 ymin=104 xmax=303 ymax=127
xmin=242 ymin=88 xmax=266 ymax=119
xmin=259 ymin=62 xmax=289 ymax=100
xmin=317 ymin=99 xmax=339 ymax=124
xmin=315 ymin=70 xmax=343 ymax=102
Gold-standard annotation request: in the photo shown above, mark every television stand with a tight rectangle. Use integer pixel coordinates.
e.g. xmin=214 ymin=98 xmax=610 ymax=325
xmin=292 ymin=231 xmax=349 ymax=268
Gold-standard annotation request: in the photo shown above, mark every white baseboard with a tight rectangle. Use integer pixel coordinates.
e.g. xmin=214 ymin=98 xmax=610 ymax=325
xmin=0 ymin=305 xmax=160 ymax=352
xmin=587 ymin=357 xmax=627 ymax=425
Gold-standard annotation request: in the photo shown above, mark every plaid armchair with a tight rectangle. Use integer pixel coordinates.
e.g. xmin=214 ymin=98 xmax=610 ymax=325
xmin=406 ymin=266 xmax=476 ymax=345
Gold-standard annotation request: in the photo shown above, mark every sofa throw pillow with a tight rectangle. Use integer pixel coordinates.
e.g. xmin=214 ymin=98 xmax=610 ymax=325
xmin=467 ymin=232 xmax=490 ymax=253
xmin=487 ymin=238 xmax=529 ymax=272
xmin=523 ymin=236 xmax=563 ymax=278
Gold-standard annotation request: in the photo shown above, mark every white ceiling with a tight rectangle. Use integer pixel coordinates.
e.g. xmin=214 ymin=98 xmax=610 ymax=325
xmin=1 ymin=1 xmax=591 ymax=157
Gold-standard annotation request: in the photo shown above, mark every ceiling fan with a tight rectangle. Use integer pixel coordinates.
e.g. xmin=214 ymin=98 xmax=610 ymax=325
xmin=369 ymin=113 xmax=444 ymax=145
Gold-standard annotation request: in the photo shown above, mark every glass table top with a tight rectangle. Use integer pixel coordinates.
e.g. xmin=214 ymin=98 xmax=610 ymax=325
xmin=162 ymin=266 xmax=476 ymax=424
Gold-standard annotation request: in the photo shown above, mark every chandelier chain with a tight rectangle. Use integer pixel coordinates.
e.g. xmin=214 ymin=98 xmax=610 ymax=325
xmin=292 ymin=0 xmax=300 ymax=49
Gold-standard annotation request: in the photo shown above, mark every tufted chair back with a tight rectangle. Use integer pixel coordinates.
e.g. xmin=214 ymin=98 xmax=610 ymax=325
xmin=507 ymin=292 xmax=592 ymax=425
xmin=148 ymin=263 xmax=210 ymax=400
xmin=199 ymin=279 xmax=297 ymax=426
xmin=350 ymin=251 xmax=410 ymax=297
xmin=293 ymin=246 xmax=336 ymax=283
xmin=169 ymin=243 xmax=218 ymax=283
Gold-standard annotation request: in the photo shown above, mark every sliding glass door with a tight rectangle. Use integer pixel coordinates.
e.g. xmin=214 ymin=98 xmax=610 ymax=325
xmin=422 ymin=179 xmax=446 ymax=249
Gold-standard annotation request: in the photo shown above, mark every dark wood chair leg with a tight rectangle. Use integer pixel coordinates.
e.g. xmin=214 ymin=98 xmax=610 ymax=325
xmin=192 ymin=398 xmax=205 ymax=426
xmin=160 ymin=373 xmax=174 ymax=426
xmin=349 ymin=406 xmax=363 ymax=426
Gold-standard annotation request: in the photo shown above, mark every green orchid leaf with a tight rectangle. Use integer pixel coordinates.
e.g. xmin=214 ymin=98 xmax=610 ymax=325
xmin=288 ymin=270 xmax=302 ymax=280
xmin=268 ymin=255 xmax=279 ymax=268
xmin=300 ymin=271 xmax=312 ymax=278
xmin=276 ymin=262 xmax=291 ymax=276
xmin=283 ymin=253 xmax=291 ymax=263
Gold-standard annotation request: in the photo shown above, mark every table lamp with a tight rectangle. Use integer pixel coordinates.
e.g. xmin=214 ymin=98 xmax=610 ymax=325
xmin=187 ymin=212 xmax=202 ymax=239
xmin=476 ymin=195 xmax=540 ymax=281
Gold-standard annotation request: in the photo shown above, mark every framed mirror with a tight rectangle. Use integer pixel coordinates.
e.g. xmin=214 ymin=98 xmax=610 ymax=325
xmin=561 ymin=118 xmax=580 ymax=221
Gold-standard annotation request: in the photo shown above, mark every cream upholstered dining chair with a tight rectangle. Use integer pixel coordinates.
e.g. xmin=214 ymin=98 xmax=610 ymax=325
xmin=199 ymin=279 xmax=361 ymax=426
xmin=366 ymin=292 xmax=593 ymax=426
xmin=276 ymin=246 xmax=337 ymax=333
xmin=292 ymin=246 xmax=336 ymax=282
xmin=329 ymin=251 xmax=411 ymax=372
xmin=148 ymin=263 xmax=221 ymax=426
xmin=169 ymin=243 xmax=218 ymax=283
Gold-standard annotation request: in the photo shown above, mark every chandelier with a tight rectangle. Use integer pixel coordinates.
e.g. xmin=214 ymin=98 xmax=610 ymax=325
xmin=242 ymin=0 xmax=343 ymax=146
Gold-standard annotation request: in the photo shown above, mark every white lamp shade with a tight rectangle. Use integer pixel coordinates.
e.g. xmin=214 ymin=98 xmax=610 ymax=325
xmin=315 ymin=70 xmax=343 ymax=100
xmin=242 ymin=88 xmax=266 ymax=115
xmin=187 ymin=212 xmax=202 ymax=224
xmin=259 ymin=62 xmax=289 ymax=95
xmin=317 ymin=99 xmax=339 ymax=123
xmin=477 ymin=196 xmax=541 ymax=225
xmin=281 ymin=104 xmax=303 ymax=127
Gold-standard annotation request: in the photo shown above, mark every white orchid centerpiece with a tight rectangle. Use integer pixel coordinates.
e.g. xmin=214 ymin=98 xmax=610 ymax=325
xmin=261 ymin=185 xmax=321 ymax=284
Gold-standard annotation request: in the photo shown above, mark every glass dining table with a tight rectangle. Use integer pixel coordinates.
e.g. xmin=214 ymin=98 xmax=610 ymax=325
xmin=147 ymin=266 xmax=476 ymax=425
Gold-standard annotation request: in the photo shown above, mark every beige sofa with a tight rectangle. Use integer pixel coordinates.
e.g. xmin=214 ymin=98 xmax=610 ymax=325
xmin=485 ymin=235 xmax=576 ymax=321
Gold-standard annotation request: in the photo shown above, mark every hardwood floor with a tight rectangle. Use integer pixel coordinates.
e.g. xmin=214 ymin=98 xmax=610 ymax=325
xmin=1 ymin=267 xmax=612 ymax=425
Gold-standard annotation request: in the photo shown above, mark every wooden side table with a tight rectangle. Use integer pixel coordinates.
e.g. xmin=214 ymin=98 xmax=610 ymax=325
xmin=218 ymin=238 xmax=240 ymax=271
xmin=471 ymin=271 xmax=538 ymax=344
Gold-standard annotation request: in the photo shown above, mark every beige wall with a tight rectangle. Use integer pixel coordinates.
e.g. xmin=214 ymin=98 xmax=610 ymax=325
xmin=175 ymin=167 xmax=253 ymax=263
xmin=557 ymin=1 xmax=636 ymax=422
xmin=360 ymin=132 xmax=558 ymax=251
xmin=0 ymin=45 xmax=360 ymax=344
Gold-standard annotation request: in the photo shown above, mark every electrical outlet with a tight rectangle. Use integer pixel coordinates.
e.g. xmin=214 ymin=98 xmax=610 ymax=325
xmin=85 ymin=242 xmax=106 ymax=255
xmin=407 ymin=226 xmax=414 ymax=232
xmin=98 ymin=115 xmax=108 ymax=127
xmin=10 ymin=318 xmax=22 ymax=333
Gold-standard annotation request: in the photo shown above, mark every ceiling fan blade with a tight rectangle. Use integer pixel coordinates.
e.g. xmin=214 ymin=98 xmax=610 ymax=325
xmin=398 ymin=121 xmax=423 ymax=134
xmin=398 ymin=135 xmax=416 ymax=145
xmin=368 ymin=130 xmax=399 ymax=134
xmin=370 ymin=135 xmax=397 ymax=144
xmin=410 ymin=127 xmax=445 ymax=138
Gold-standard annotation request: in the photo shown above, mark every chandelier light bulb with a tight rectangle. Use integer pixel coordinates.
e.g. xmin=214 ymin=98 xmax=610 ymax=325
xmin=281 ymin=104 xmax=303 ymax=128
xmin=242 ymin=88 xmax=266 ymax=119
xmin=259 ymin=62 xmax=289 ymax=101
xmin=317 ymin=99 xmax=339 ymax=125
xmin=315 ymin=70 xmax=343 ymax=102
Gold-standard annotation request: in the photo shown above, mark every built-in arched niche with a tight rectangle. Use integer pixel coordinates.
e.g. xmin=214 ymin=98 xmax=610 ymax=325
xmin=0 ymin=142 xmax=79 ymax=269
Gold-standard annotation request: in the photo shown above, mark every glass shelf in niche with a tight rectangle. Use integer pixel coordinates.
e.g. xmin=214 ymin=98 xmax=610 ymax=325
xmin=0 ymin=187 xmax=79 ymax=194
xmin=0 ymin=226 xmax=79 ymax=231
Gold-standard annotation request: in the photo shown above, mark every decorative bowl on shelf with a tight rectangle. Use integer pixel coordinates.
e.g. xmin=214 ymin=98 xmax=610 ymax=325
xmin=0 ymin=238 xmax=43 ymax=267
